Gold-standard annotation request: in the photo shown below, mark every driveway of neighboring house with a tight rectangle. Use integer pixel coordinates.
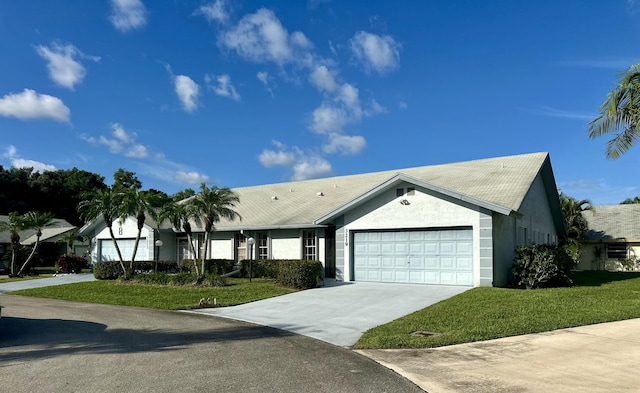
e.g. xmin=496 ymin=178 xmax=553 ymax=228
xmin=190 ymin=279 xmax=470 ymax=347
xmin=0 ymin=273 xmax=96 ymax=293
xmin=0 ymin=295 xmax=423 ymax=393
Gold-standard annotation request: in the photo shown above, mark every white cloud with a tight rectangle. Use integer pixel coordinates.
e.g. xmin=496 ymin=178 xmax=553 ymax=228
xmin=35 ymin=43 xmax=99 ymax=90
xmin=399 ymin=101 xmax=408 ymax=110
xmin=206 ymin=74 xmax=240 ymax=101
xmin=292 ymin=155 xmax=332 ymax=180
xmin=309 ymin=65 xmax=338 ymax=93
xmin=197 ymin=0 xmax=228 ymax=23
xmin=174 ymin=75 xmax=200 ymax=112
xmin=336 ymin=83 xmax=362 ymax=117
xmin=82 ymin=123 xmax=150 ymax=158
xmin=258 ymin=146 xmax=296 ymax=167
xmin=365 ymin=99 xmax=387 ymax=116
xmin=219 ymin=8 xmax=312 ymax=66
xmin=526 ymin=106 xmax=593 ymax=121
xmin=174 ymin=171 xmax=210 ymax=184
xmin=257 ymin=71 xmax=274 ymax=96
xmin=322 ymin=134 xmax=366 ymax=155
xmin=4 ymin=145 xmax=56 ymax=173
xmin=109 ymin=0 xmax=147 ymax=33
xmin=311 ymin=105 xmax=349 ymax=134
xmin=0 ymin=89 xmax=70 ymax=122
xmin=350 ymin=31 xmax=401 ymax=74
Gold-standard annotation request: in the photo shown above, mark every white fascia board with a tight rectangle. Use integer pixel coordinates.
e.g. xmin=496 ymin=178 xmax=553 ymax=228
xmin=314 ymin=173 xmax=513 ymax=225
xmin=193 ymin=224 xmax=327 ymax=233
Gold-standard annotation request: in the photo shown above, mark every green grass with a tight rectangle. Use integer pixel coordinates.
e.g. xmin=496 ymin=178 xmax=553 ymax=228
xmin=8 ymin=277 xmax=297 ymax=310
xmin=355 ymin=271 xmax=640 ymax=349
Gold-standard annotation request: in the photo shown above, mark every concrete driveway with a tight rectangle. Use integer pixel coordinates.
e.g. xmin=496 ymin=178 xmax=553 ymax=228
xmin=0 ymin=295 xmax=423 ymax=393
xmin=0 ymin=273 xmax=96 ymax=293
xmin=190 ymin=279 xmax=469 ymax=347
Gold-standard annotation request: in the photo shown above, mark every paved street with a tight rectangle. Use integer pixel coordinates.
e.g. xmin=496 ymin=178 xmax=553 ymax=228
xmin=0 ymin=295 xmax=423 ymax=393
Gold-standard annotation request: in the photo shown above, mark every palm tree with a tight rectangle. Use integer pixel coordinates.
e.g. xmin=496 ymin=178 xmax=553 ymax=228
xmin=559 ymin=193 xmax=594 ymax=239
xmin=191 ymin=183 xmax=241 ymax=277
xmin=119 ymin=189 xmax=162 ymax=271
xmin=0 ymin=212 xmax=28 ymax=276
xmin=77 ymin=188 xmax=128 ymax=278
xmin=588 ymin=64 xmax=640 ymax=158
xmin=57 ymin=230 xmax=85 ymax=255
xmin=156 ymin=199 xmax=200 ymax=276
xmin=17 ymin=211 xmax=54 ymax=276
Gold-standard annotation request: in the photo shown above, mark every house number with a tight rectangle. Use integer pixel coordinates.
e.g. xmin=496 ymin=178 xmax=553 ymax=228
xmin=118 ymin=226 xmax=123 ymax=235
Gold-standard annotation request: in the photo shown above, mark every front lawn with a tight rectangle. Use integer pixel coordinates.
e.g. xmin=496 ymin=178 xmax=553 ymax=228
xmin=8 ymin=277 xmax=296 ymax=310
xmin=355 ymin=271 xmax=640 ymax=349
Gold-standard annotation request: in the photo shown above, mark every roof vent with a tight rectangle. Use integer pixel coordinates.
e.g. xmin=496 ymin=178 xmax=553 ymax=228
xmin=317 ymin=192 xmax=324 ymax=197
xmin=334 ymin=184 xmax=338 ymax=188
xmin=271 ymin=196 xmax=278 ymax=201
xmin=289 ymin=188 xmax=293 ymax=192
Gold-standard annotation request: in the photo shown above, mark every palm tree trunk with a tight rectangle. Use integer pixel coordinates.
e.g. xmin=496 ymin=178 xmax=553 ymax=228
xmin=186 ymin=233 xmax=199 ymax=276
xmin=201 ymin=231 xmax=210 ymax=278
xmin=108 ymin=226 xmax=128 ymax=279
xmin=130 ymin=228 xmax=142 ymax=271
xmin=17 ymin=238 xmax=40 ymax=276
xmin=10 ymin=241 xmax=17 ymax=276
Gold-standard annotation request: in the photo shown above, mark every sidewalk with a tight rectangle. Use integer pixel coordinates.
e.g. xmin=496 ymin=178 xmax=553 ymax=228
xmin=0 ymin=273 xmax=96 ymax=293
xmin=357 ymin=318 xmax=640 ymax=393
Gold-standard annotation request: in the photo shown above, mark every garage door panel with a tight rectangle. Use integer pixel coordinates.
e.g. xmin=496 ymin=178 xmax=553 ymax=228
xmin=99 ymin=239 xmax=147 ymax=262
xmin=353 ymin=229 xmax=473 ymax=286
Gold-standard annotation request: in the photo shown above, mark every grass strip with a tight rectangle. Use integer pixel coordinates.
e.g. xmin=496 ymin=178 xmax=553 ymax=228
xmin=9 ymin=277 xmax=296 ymax=310
xmin=355 ymin=271 xmax=640 ymax=349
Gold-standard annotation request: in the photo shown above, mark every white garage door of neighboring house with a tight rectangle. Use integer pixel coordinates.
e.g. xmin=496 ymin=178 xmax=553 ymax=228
xmin=353 ymin=229 xmax=473 ymax=286
xmin=99 ymin=239 xmax=147 ymax=261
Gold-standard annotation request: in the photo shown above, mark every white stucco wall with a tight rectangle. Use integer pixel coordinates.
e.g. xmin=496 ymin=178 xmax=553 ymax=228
xmin=579 ymin=243 xmax=640 ymax=271
xmin=271 ymin=229 xmax=304 ymax=259
xmin=211 ymin=232 xmax=234 ymax=260
xmin=341 ymin=183 xmax=484 ymax=285
xmin=89 ymin=217 xmax=155 ymax=262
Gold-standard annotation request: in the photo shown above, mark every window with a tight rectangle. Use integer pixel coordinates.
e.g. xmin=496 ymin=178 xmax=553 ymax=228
xmin=396 ymin=188 xmax=404 ymax=197
xmin=607 ymin=243 xmax=627 ymax=259
xmin=303 ymin=230 xmax=317 ymax=260
xmin=406 ymin=187 xmax=415 ymax=195
xmin=257 ymin=232 xmax=269 ymax=260
xmin=235 ymin=233 xmax=247 ymax=262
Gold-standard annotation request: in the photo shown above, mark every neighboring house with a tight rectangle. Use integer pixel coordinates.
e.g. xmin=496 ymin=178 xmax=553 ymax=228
xmin=0 ymin=216 xmax=77 ymax=267
xmin=579 ymin=205 xmax=640 ymax=271
xmin=79 ymin=152 xmax=565 ymax=287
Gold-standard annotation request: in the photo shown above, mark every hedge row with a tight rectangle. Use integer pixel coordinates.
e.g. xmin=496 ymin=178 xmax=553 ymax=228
xmin=94 ymin=260 xmax=179 ymax=280
xmin=240 ymin=259 xmax=323 ymax=289
xmin=179 ymin=259 xmax=236 ymax=275
xmin=129 ymin=272 xmax=227 ymax=287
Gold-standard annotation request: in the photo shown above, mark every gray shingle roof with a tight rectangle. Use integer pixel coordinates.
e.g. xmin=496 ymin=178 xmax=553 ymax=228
xmin=583 ymin=205 xmax=640 ymax=241
xmin=0 ymin=216 xmax=75 ymax=244
xmin=207 ymin=152 xmax=553 ymax=230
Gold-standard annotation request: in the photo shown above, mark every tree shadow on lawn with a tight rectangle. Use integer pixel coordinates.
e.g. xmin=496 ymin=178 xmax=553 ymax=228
xmin=572 ymin=270 xmax=640 ymax=286
xmin=0 ymin=315 xmax=292 ymax=363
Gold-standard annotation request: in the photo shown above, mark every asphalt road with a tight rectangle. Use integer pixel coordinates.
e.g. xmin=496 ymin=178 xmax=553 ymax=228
xmin=0 ymin=295 xmax=423 ymax=393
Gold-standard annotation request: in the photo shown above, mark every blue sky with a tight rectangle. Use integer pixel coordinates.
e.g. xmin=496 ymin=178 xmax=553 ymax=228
xmin=1 ymin=1 xmax=639 ymax=205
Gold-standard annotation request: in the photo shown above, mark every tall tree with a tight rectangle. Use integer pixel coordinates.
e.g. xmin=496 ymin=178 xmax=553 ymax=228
xmin=17 ymin=211 xmax=54 ymax=276
xmin=119 ymin=189 xmax=162 ymax=270
xmin=112 ymin=169 xmax=142 ymax=191
xmin=161 ymin=200 xmax=200 ymax=276
xmin=191 ymin=183 xmax=241 ymax=278
xmin=0 ymin=212 xmax=28 ymax=276
xmin=77 ymin=188 xmax=128 ymax=278
xmin=559 ymin=193 xmax=594 ymax=239
xmin=588 ymin=64 xmax=640 ymax=158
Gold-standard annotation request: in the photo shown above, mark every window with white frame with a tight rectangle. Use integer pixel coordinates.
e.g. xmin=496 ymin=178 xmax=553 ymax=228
xmin=257 ymin=232 xmax=269 ymax=260
xmin=303 ymin=230 xmax=317 ymax=260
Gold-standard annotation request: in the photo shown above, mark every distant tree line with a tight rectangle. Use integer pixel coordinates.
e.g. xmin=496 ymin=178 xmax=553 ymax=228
xmin=0 ymin=166 xmax=107 ymax=226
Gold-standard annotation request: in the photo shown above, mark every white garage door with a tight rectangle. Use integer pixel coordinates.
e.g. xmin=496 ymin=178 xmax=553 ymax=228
xmin=99 ymin=239 xmax=147 ymax=261
xmin=353 ymin=229 xmax=473 ymax=286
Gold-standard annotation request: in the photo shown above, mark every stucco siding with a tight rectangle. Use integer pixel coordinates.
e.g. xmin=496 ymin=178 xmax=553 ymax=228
xmin=341 ymin=184 xmax=484 ymax=285
xmin=491 ymin=213 xmax=516 ymax=287
xmin=579 ymin=243 xmax=640 ymax=271
xmin=211 ymin=232 xmax=234 ymax=260
xmin=515 ymin=173 xmax=558 ymax=246
xmin=271 ymin=229 xmax=303 ymax=259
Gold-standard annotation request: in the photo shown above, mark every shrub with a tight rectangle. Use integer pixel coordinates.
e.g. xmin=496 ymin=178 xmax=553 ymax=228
xmin=239 ymin=259 xmax=280 ymax=278
xmin=203 ymin=274 xmax=227 ymax=287
xmin=276 ymin=260 xmax=323 ymax=289
xmin=56 ymin=255 xmax=88 ymax=273
xmin=512 ymin=244 xmax=576 ymax=289
xmin=131 ymin=272 xmax=171 ymax=285
xmin=180 ymin=259 xmax=236 ymax=275
xmin=94 ymin=260 xmax=178 ymax=279
xmin=171 ymin=272 xmax=198 ymax=286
